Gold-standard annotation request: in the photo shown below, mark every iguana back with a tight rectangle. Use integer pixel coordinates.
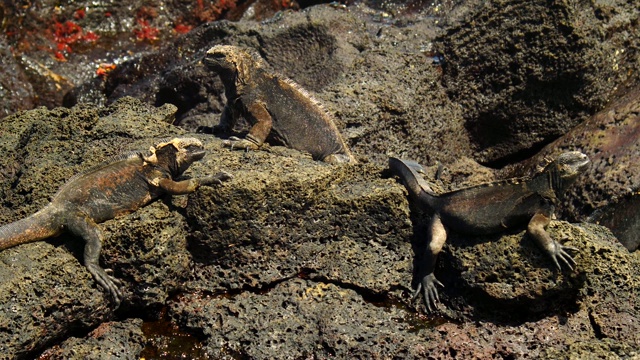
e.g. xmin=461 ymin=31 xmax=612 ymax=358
xmin=52 ymin=153 xmax=158 ymax=223
xmin=252 ymin=73 xmax=349 ymax=161
xmin=204 ymin=45 xmax=356 ymax=164
xmin=0 ymin=138 xmax=232 ymax=307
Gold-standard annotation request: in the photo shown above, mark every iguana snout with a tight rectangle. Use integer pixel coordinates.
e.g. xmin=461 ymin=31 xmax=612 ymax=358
xmin=549 ymin=151 xmax=589 ymax=186
xmin=155 ymin=137 xmax=207 ymax=175
xmin=204 ymin=45 xmax=240 ymax=73
xmin=552 ymin=151 xmax=590 ymax=180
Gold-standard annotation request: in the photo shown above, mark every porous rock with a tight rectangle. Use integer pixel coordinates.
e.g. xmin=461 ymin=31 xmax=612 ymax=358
xmin=0 ymin=96 xmax=638 ymax=359
xmin=171 ymin=279 xmax=432 ymax=359
xmin=0 ymin=97 xmax=189 ymax=358
xmin=438 ymin=0 xmax=639 ymax=165
xmin=501 ymin=86 xmax=640 ymax=251
xmin=184 ymin=145 xmax=413 ymax=294
xmin=37 ymin=318 xmax=145 ymax=360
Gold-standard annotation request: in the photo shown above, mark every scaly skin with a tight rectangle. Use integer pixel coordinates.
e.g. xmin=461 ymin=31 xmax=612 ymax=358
xmin=0 ymin=138 xmax=232 ymax=307
xmin=202 ymin=45 xmax=356 ymax=164
xmin=389 ymin=151 xmax=590 ymax=312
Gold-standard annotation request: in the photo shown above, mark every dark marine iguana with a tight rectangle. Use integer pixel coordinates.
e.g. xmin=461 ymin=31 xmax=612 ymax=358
xmin=0 ymin=138 xmax=232 ymax=307
xmin=389 ymin=151 xmax=590 ymax=311
xmin=202 ymin=44 xmax=356 ymax=164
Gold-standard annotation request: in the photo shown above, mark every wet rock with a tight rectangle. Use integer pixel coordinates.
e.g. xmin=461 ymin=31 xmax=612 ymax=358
xmin=0 ymin=0 xmax=281 ymax=119
xmin=0 ymin=35 xmax=35 ymax=118
xmin=37 ymin=318 xmax=145 ymax=360
xmin=501 ymin=87 xmax=640 ymax=250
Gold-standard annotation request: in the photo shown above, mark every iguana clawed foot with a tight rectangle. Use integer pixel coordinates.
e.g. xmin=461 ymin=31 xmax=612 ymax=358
xmin=223 ymin=136 xmax=260 ymax=151
xmin=87 ymin=265 xmax=124 ymax=307
xmin=201 ymin=171 xmax=234 ymax=186
xmin=547 ymin=238 xmax=578 ymax=271
xmin=413 ymin=272 xmax=444 ymax=312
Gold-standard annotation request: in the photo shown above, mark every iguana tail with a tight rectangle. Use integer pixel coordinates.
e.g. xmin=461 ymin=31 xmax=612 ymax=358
xmin=0 ymin=206 xmax=63 ymax=250
xmin=388 ymin=157 xmax=439 ymax=207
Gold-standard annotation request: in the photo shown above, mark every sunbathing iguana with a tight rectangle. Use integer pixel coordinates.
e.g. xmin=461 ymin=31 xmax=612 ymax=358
xmin=202 ymin=45 xmax=356 ymax=164
xmin=389 ymin=151 xmax=589 ymax=311
xmin=0 ymin=138 xmax=232 ymax=307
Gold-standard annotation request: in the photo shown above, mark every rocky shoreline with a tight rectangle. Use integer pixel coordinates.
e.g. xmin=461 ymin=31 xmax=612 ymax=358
xmin=0 ymin=0 xmax=639 ymax=358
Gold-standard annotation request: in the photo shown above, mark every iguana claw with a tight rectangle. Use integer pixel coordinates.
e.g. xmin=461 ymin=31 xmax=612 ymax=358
xmin=223 ymin=136 xmax=259 ymax=151
xmin=549 ymin=240 xmax=578 ymax=271
xmin=201 ymin=171 xmax=234 ymax=186
xmin=412 ymin=273 xmax=444 ymax=312
xmin=88 ymin=265 xmax=124 ymax=308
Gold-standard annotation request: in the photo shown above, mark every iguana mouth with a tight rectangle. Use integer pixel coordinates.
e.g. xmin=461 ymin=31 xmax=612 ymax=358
xmin=577 ymin=157 xmax=590 ymax=169
xmin=571 ymin=153 xmax=590 ymax=171
xmin=191 ymin=149 xmax=206 ymax=161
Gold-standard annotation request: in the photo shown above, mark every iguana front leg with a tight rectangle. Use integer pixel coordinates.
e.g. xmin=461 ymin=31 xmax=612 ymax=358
xmin=414 ymin=214 xmax=446 ymax=312
xmin=198 ymin=105 xmax=235 ymax=135
xmin=527 ymin=212 xmax=578 ymax=270
xmin=223 ymin=101 xmax=271 ymax=151
xmin=66 ymin=213 xmax=123 ymax=307
xmin=155 ymin=171 xmax=233 ymax=195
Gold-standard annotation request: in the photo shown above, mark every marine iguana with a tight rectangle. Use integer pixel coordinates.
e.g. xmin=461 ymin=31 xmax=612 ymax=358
xmin=0 ymin=138 xmax=232 ymax=307
xmin=389 ymin=151 xmax=590 ymax=311
xmin=202 ymin=44 xmax=356 ymax=164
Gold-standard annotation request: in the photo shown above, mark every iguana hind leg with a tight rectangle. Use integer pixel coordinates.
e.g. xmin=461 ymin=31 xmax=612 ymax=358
xmin=527 ymin=212 xmax=578 ymax=270
xmin=66 ymin=213 xmax=123 ymax=307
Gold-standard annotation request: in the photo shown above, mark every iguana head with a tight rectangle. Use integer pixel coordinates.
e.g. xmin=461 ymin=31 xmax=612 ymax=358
xmin=204 ymin=45 xmax=261 ymax=84
xmin=148 ymin=138 xmax=206 ymax=176
xmin=548 ymin=151 xmax=590 ymax=186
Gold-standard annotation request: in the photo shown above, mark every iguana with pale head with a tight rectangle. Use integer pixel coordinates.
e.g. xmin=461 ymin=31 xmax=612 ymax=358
xmin=389 ymin=151 xmax=590 ymax=311
xmin=0 ymin=138 xmax=232 ymax=307
xmin=202 ymin=45 xmax=356 ymax=164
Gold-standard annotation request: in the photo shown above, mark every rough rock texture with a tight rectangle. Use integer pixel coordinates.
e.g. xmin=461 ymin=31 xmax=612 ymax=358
xmin=184 ymin=146 xmax=412 ymax=295
xmin=501 ymin=86 xmax=640 ymax=251
xmin=70 ymin=5 xmax=474 ymax=165
xmin=1 ymin=0 xmax=640 ymax=358
xmin=37 ymin=318 xmax=145 ymax=360
xmin=170 ymin=279 xmax=432 ymax=359
xmin=0 ymin=242 xmax=111 ymax=359
xmin=0 ymin=97 xmax=638 ymax=359
xmin=438 ymin=0 xmax=639 ymax=166
xmin=0 ymin=98 xmax=188 ymax=358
